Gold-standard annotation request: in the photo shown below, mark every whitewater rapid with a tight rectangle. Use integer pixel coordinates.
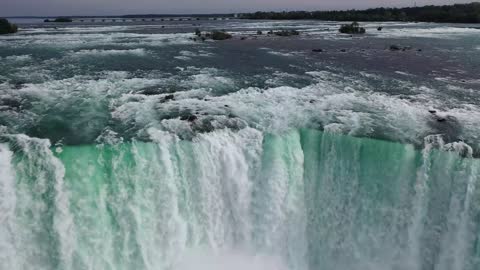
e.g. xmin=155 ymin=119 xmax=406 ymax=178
xmin=1 ymin=18 xmax=480 ymax=270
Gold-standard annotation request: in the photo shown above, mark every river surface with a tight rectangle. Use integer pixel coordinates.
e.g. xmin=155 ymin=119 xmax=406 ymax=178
xmin=1 ymin=18 xmax=480 ymax=270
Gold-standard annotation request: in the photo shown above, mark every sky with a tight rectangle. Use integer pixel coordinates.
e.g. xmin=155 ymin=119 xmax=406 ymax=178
xmin=1 ymin=0 xmax=474 ymax=17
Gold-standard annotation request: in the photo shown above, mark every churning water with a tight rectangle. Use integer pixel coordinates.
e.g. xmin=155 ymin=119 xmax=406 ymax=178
xmin=1 ymin=19 xmax=480 ymax=270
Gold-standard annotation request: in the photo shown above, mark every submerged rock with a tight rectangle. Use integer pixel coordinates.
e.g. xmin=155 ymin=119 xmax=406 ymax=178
xmin=274 ymin=30 xmax=300 ymax=37
xmin=180 ymin=115 xmax=198 ymax=122
xmin=312 ymin=49 xmax=324 ymax=52
xmin=51 ymin=17 xmax=73 ymax=23
xmin=159 ymin=94 xmax=175 ymax=103
xmin=195 ymin=28 xmax=201 ymax=36
xmin=377 ymin=26 xmax=383 ymax=31
xmin=164 ymin=94 xmax=175 ymax=101
xmin=390 ymin=45 xmax=413 ymax=51
xmin=389 ymin=45 xmax=402 ymax=51
xmin=211 ymin=31 xmax=232 ymax=40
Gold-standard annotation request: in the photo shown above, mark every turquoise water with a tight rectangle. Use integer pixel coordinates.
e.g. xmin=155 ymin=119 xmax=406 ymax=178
xmin=1 ymin=129 xmax=479 ymax=270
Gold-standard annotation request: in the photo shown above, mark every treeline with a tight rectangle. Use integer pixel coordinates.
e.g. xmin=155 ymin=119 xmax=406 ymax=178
xmin=122 ymin=14 xmax=234 ymax=18
xmin=241 ymin=2 xmax=480 ymax=23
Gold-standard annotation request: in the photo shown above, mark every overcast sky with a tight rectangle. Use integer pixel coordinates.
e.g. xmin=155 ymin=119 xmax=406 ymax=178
xmin=1 ymin=0 xmax=474 ymax=17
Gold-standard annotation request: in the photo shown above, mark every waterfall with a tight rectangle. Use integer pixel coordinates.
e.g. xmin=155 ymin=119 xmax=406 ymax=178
xmin=0 ymin=128 xmax=479 ymax=270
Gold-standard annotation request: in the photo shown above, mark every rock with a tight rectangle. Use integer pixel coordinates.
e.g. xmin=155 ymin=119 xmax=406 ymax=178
xmin=389 ymin=45 xmax=414 ymax=51
xmin=180 ymin=115 xmax=198 ymax=122
xmin=377 ymin=26 xmax=383 ymax=31
xmin=339 ymin=22 xmax=366 ymax=34
xmin=389 ymin=45 xmax=402 ymax=51
xmin=0 ymin=18 xmax=18 ymax=35
xmin=195 ymin=28 xmax=201 ymax=36
xmin=160 ymin=94 xmax=175 ymax=102
xmin=52 ymin=17 xmax=73 ymax=23
xmin=240 ymin=37 xmax=247 ymax=40
xmin=267 ymin=30 xmax=274 ymax=34
xmin=211 ymin=31 xmax=232 ymax=40
xmin=340 ymin=49 xmax=347 ymax=52
xmin=312 ymin=49 xmax=324 ymax=52
xmin=274 ymin=30 xmax=300 ymax=37
xmin=437 ymin=117 xmax=447 ymax=122
xmin=164 ymin=94 xmax=175 ymax=101
xmin=257 ymin=30 xmax=263 ymax=35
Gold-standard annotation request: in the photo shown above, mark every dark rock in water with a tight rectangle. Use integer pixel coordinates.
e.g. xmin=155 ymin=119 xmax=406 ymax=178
xmin=377 ymin=26 xmax=383 ymax=31
xmin=428 ymin=114 xmax=462 ymax=144
xmin=0 ymin=18 xmax=18 ymax=35
xmin=224 ymin=104 xmax=229 ymax=107
xmin=0 ymin=97 xmax=22 ymax=110
xmin=257 ymin=30 xmax=263 ymax=35
xmin=240 ymin=37 xmax=247 ymax=40
xmin=312 ymin=49 xmax=324 ymax=52
xmin=52 ymin=17 xmax=73 ymax=23
xmin=180 ymin=115 xmax=198 ymax=122
xmin=201 ymin=36 xmax=206 ymax=41
xmin=195 ymin=28 xmax=201 ymax=37
xmin=140 ymin=88 xmax=161 ymax=96
xmin=390 ymin=45 xmax=413 ymax=51
xmin=309 ymin=100 xmax=315 ymax=103
xmin=437 ymin=117 xmax=447 ymax=122
xmin=428 ymin=109 xmax=437 ymax=114
xmin=13 ymin=82 xmax=24 ymax=89
xmin=211 ymin=31 xmax=232 ymax=40
xmin=274 ymin=30 xmax=300 ymax=37
xmin=417 ymin=49 xmax=422 ymax=52
xmin=339 ymin=22 xmax=366 ymax=34
xmin=267 ymin=30 xmax=274 ymax=34
xmin=340 ymin=49 xmax=347 ymax=52
xmin=389 ymin=45 xmax=402 ymax=51
xmin=159 ymin=94 xmax=175 ymax=103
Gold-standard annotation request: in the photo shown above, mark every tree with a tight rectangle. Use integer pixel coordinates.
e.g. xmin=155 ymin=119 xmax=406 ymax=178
xmin=0 ymin=18 xmax=18 ymax=34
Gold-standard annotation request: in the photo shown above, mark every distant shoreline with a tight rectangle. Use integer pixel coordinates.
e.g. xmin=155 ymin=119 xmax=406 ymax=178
xmin=4 ymin=2 xmax=480 ymax=24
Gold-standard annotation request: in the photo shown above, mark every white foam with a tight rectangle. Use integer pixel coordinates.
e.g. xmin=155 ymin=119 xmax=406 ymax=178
xmin=374 ymin=26 xmax=480 ymax=39
xmin=267 ymin=51 xmax=295 ymax=57
xmin=0 ymin=32 xmax=195 ymax=48
xmin=2 ymin=55 xmax=32 ymax=62
xmin=0 ymin=144 xmax=19 ymax=269
xmin=174 ymin=249 xmax=288 ymax=270
xmin=71 ymin=48 xmax=148 ymax=56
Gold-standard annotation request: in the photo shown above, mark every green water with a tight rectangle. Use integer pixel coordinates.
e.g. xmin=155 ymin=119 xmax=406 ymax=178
xmin=2 ymin=129 xmax=479 ymax=270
